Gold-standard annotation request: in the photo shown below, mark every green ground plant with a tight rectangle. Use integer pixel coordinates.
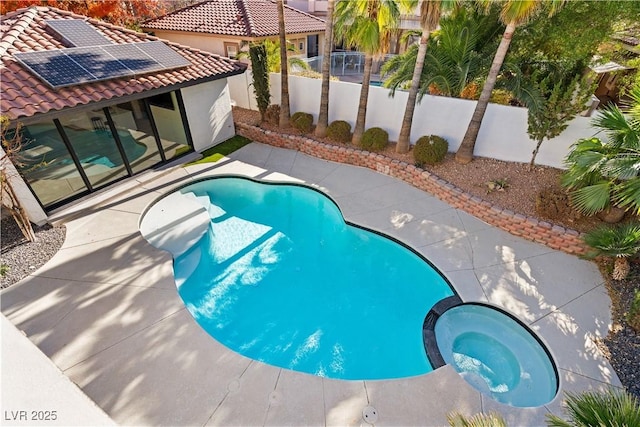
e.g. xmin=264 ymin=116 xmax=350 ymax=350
xmin=628 ymin=289 xmax=640 ymax=333
xmin=187 ymin=136 xmax=252 ymax=165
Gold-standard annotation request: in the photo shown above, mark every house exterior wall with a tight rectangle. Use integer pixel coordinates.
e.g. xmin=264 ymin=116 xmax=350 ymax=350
xmin=151 ymin=30 xmax=229 ymax=56
xmin=182 ymin=79 xmax=236 ymax=151
xmin=150 ymin=30 xmax=324 ymax=59
xmin=230 ymin=72 xmax=595 ymax=169
xmin=1 ymin=146 xmax=48 ymax=225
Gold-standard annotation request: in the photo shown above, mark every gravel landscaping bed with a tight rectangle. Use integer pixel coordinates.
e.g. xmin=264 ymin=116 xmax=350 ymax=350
xmin=1 ymin=216 xmax=65 ymax=289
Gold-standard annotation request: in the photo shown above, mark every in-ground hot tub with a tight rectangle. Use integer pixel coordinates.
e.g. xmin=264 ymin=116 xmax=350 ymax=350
xmin=424 ymin=300 xmax=558 ymax=408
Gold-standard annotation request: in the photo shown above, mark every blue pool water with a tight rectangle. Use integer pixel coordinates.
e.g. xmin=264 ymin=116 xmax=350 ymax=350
xmin=173 ymin=177 xmax=455 ymax=380
xmin=434 ymin=304 xmax=558 ymax=407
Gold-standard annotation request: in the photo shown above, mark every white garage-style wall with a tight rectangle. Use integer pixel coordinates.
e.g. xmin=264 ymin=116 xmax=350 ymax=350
xmin=182 ymin=79 xmax=236 ymax=151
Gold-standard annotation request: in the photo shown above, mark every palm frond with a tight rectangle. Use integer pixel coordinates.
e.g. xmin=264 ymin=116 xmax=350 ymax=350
xmin=613 ymin=178 xmax=640 ymax=215
xmin=547 ymin=389 xmax=640 ymax=427
xmin=569 ymin=181 xmax=613 ymax=216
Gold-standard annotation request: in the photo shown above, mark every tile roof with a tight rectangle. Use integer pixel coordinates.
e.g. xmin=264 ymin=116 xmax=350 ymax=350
xmin=1 ymin=6 xmax=247 ymax=121
xmin=142 ymin=0 xmax=325 ymax=38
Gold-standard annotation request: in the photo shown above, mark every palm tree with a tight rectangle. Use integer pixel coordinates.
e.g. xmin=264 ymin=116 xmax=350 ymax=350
xmin=334 ymin=0 xmax=412 ymax=145
xmin=383 ymin=7 xmax=499 ymax=100
xmin=276 ymin=0 xmax=290 ymax=127
xmin=396 ymin=0 xmax=456 ymax=154
xmin=546 ymin=389 xmax=640 ymax=427
xmin=454 ymin=0 xmax=566 ymax=164
xmin=583 ymin=223 xmax=640 ymax=281
xmin=315 ymin=0 xmax=335 ymax=138
xmin=561 ymin=85 xmax=640 ymax=217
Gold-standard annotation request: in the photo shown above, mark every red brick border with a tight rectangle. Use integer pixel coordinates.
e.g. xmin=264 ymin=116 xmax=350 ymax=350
xmin=235 ymin=122 xmax=587 ymax=255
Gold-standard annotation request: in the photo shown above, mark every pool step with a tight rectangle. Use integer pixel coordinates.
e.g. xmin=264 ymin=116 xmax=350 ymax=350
xmin=182 ymin=192 xmax=211 ymax=209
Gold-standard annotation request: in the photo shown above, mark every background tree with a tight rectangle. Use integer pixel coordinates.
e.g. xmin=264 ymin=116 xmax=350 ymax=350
xmin=0 ymin=0 xmax=166 ymax=29
xmin=248 ymin=43 xmax=271 ymax=122
xmin=383 ymin=6 xmax=501 ymax=100
xmin=277 ymin=0 xmax=290 ymax=128
xmin=395 ymin=0 xmax=451 ymax=154
xmin=455 ymin=0 xmax=566 ymax=164
xmin=526 ymin=65 xmax=593 ymax=168
xmin=315 ymin=0 xmax=335 ymax=138
xmin=1 ymin=117 xmax=36 ymax=242
xmin=334 ymin=0 xmax=411 ymax=145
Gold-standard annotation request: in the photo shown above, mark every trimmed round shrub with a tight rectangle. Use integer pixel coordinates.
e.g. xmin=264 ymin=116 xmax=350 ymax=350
xmin=413 ymin=135 xmax=449 ymax=166
xmin=264 ymin=104 xmax=280 ymax=125
xmin=291 ymin=112 xmax=313 ymax=133
xmin=327 ymin=120 xmax=351 ymax=143
xmin=360 ymin=127 xmax=389 ymax=152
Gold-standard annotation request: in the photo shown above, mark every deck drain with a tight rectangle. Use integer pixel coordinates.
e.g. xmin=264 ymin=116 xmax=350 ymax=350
xmin=268 ymin=391 xmax=282 ymax=406
xmin=362 ymin=406 xmax=378 ymax=424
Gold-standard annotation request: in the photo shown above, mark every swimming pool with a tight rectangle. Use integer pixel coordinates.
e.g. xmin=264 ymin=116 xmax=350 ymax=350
xmin=140 ymin=175 xmax=558 ymax=404
xmin=171 ymin=177 xmax=455 ymax=380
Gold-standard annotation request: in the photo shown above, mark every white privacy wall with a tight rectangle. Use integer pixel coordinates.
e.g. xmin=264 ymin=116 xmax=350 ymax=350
xmin=229 ymin=73 xmax=597 ymax=169
xmin=182 ymin=79 xmax=236 ymax=151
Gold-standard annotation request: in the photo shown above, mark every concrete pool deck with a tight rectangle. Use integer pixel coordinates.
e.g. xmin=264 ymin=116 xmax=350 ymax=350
xmin=1 ymin=142 xmax=622 ymax=426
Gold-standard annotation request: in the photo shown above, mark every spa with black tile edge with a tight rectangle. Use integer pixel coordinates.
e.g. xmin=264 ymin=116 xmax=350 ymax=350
xmin=424 ymin=300 xmax=561 ymax=407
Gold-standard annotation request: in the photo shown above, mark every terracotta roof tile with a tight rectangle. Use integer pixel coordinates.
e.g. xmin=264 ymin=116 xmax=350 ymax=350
xmin=142 ymin=0 xmax=325 ymax=38
xmin=1 ymin=5 xmax=247 ymax=121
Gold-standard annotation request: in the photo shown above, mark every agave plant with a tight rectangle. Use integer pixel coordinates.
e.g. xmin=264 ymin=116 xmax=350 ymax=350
xmin=582 ymin=222 xmax=640 ymax=280
xmin=546 ymin=389 xmax=640 ymax=427
xmin=562 ymin=84 xmax=640 ymax=217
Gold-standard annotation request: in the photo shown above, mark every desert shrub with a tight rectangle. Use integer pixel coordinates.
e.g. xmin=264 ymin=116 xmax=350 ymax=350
xmin=264 ymin=104 xmax=280 ymax=125
xmin=628 ymin=289 xmax=640 ymax=333
xmin=413 ymin=135 xmax=448 ymax=166
xmin=360 ymin=127 xmax=389 ymax=152
xmin=546 ymin=389 xmax=640 ymax=427
xmin=327 ymin=120 xmax=351 ymax=143
xmin=290 ymin=112 xmax=313 ymax=133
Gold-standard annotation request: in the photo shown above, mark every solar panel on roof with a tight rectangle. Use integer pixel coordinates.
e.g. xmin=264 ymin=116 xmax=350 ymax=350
xmin=45 ymin=19 xmax=112 ymax=47
xmin=137 ymin=41 xmax=191 ymax=69
xmin=101 ymin=44 xmax=165 ymax=74
xmin=15 ymin=41 xmax=191 ymax=88
xmin=14 ymin=50 xmax=95 ymax=88
xmin=64 ymin=46 xmax=132 ymax=80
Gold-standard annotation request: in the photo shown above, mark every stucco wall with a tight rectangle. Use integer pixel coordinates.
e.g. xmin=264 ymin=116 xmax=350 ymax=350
xmin=182 ymin=79 xmax=236 ymax=151
xmin=151 ymin=30 xmax=228 ymax=56
xmin=230 ymin=72 xmax=597 ymax=169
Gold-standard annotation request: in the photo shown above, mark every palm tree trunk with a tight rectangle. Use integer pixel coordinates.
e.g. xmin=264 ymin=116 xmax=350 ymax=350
xmin=613 ymin=257 xmax=630 ymax=281
xmin=352 ymin=54 xmax=373 ymax=146
xmin=396 ymin=30 xmax=429 ymax=154
xmin=277 ymin=0 xmax=290 ymax=127
xmin=314 ymin=0 xmax=335 ymax=138
xmin=455 ymin=21 xmax=517 ymax=164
